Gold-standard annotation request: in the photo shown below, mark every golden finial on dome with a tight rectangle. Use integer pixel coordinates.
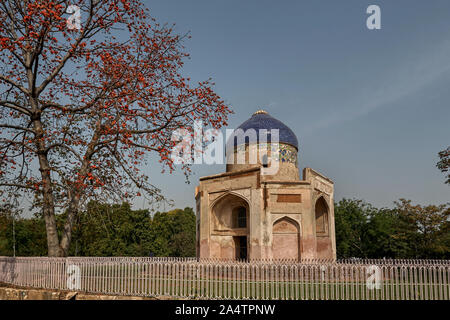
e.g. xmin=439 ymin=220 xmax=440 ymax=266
xmin=253 ymin=109 xmax=268 ymax=115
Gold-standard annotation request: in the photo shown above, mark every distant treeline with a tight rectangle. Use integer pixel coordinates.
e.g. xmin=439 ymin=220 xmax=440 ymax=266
xmin=0 ymin=199 xmax=449 ymax=259
xmin=335 ymin=198 xmax=449 ymax=259
xmin=0 ymin=202 xmax=196 ymax=257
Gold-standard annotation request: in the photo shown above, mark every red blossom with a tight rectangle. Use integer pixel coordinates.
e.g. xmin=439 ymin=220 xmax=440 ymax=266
xmin=0 ymin=0 xmax=231 ymax=256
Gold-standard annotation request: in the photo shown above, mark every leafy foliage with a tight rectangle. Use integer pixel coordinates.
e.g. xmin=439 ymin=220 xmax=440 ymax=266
xmin=335 ymin=198 xmax=450 ymax=259
xmin=393 ymin=199 xmax=450 ymax=258
xmin=1 ymin=198 xmax=448 ymax=259
xmin=0 ymin=202 xmax=196 ymax=257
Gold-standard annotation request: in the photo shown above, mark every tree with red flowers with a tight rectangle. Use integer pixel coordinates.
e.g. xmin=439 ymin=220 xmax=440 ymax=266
xmin=0 ymin=0 xmax=231 ymax=256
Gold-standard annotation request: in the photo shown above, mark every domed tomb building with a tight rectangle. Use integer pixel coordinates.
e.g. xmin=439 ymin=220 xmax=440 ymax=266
xmin=195 ymin=110 xmax=336 ymax=260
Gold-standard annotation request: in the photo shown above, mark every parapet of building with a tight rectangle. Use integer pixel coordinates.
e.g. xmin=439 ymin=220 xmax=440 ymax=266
xmin=195 ymin=110 xmax=336 ymax=261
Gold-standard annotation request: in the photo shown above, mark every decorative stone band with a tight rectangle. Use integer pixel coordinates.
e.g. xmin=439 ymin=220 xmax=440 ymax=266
xmin=313 ymin=178 xmax=333 ymax=196
xmin=232 ymin=143 xmax=298 ymax=167
xmin=276 ymin=194 xmax=302 ymax=203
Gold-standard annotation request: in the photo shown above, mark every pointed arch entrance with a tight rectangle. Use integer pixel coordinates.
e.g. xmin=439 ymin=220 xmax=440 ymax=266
xmin=211 ymin=192 xmax=249 ymax=260
xmin=272 ymin=217 xmax=300 ymax=260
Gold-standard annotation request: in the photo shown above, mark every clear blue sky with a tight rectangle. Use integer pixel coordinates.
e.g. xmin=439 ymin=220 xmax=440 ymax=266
xmin=135 ymin=0 xmax=450 ymax=211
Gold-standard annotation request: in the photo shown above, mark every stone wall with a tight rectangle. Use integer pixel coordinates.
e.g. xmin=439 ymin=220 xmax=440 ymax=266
xmin=0 ymin=283 xmax=156 ymax=300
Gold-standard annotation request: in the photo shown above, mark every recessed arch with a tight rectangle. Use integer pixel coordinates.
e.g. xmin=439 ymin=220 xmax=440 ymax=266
xmin=315 ymin=196 xmax=329 ymax=236
xmin=210 ymin=192 xmax=250 ymax=260
xmin=209 ymin=191 xmax=250 ymax=210
xmin=211 ymin=193 xmax=249 ymax=231
xmin=272 ymin=216 xmax=300 ymax=260
xmin=272 ymin=216 xmax=300 ymax=231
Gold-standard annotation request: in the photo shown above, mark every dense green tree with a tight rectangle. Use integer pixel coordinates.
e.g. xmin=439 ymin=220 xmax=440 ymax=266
xmin=334 ymin=199 xmax=372 ymax=258
xmin=14 ymin=217 xmax=47 ymax=256
xmin=150 ymin=208 xmax=196 ymax=257
xmin=0 ymin=211 xmax=12 ymax=255
xmin=69 ymin=202 xmax=153 ymax=256
xmin=334 ymin=198 xmax=449 ymax=259
xmin=394 ymin=199 xmax=450 ymax=258
xmin=0 ymin=202 xmax=196 ymax=257
xmin=365 ymin=208 xmax=409 ymax=258
xmin=67 ymin=202 xmax=196 ymax=257
xmin=0 ymin=210 xmax=47 ymax=256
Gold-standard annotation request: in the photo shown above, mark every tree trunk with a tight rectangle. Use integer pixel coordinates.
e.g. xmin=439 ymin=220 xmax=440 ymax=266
xmin=59 ymin=193 xmax=81 ymax=256
xmin=31 ymin=108 xmax=61 ymax=257
xmin=59 ymin=124 xmax=101 ymax=256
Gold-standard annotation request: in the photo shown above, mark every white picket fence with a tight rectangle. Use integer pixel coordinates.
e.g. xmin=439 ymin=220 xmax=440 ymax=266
xmin=0 ymin=257 xmax=449 ymax=300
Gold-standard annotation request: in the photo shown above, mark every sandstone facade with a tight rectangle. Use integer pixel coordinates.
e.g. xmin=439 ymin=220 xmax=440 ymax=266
xmin=195 ymin=111 xmax=336 ymax=261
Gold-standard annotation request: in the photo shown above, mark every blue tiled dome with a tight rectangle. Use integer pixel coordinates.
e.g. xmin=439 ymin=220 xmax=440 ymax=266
xmin=227 ymin=110 xmax=299 ymax=150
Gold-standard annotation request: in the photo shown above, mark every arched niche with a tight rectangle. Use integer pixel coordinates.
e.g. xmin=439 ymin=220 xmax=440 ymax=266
xmin=211 ymin=193 xmax=249 ymax=231
xmin=210 ymin=193 xmax=249 ymax=260
xmin=315 ymin=196 xmax=329 ymax=236
xmin=272 ymin=217 xmax=300 ymax=260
